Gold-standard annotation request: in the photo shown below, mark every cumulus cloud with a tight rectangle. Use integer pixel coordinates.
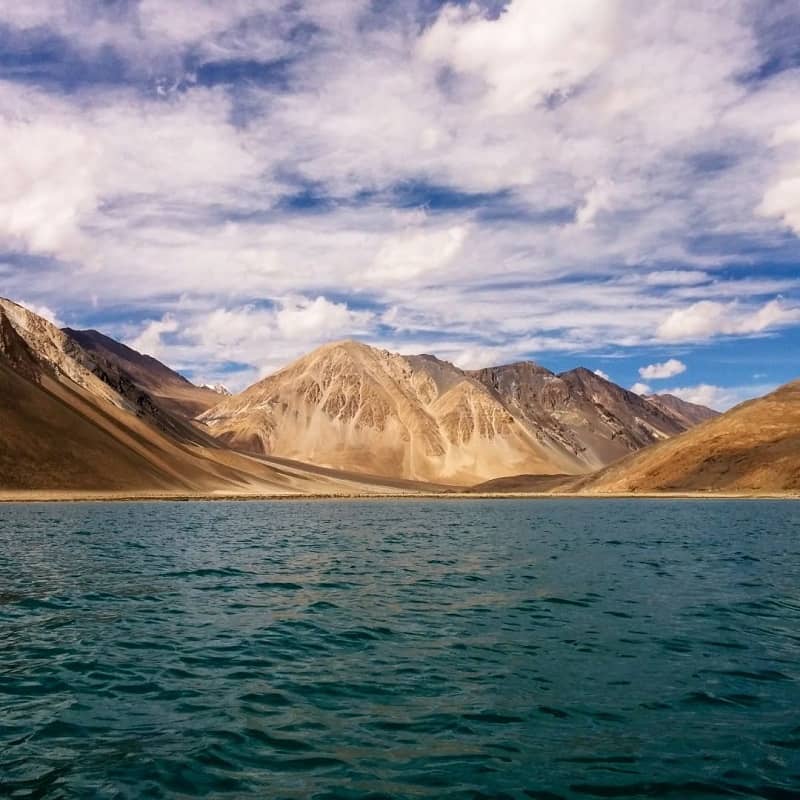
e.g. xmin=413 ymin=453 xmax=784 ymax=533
xmin=575 ymin=179 xmax=616 ymax=229
xmin=276 ymin=296 xmax=373 ymax=338
xmin=658 ymin=299 xmax=800 ymax=341
xmin=418 ymin=0 xmax=613 ymax=114
xmin=757 ymin=121 xmax=800 ymax=234
xmin=593 ymin=368 xmax=610 ymax=380
xmin=370 ymin=225 xmax=468 ymax=282
xmin=122 ymin=295 xmax=377 ymax=386
xmin=630 ymin=382 xmax=652 ymax=395
xmin=0 ymin=118 xmax=100 ymax=253
xmin=639 ymin=358 xmax=686 ymax=380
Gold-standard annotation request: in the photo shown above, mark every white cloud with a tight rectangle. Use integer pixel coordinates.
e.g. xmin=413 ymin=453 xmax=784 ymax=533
xmin=759 ymin=175 xmax=800 ymax=234
xmin=757 ymin=121 xmax=800 ymax=234
xmin=575 ymin=179 xmax=615 ymax=228
xmin=370 ymin=225 xmax=468 ymax=282
xmin=658 ymin=299 xmax=800 ymax=341
xmin=630 ymin=382 xmax=652 ymax=395
xmin=664 ymin=382 xmax=777 ymax=411
xmin=0 ymin=119 xmax=100 ymax=253
xmin=418 ymin=0 xmax=614 ymax=115
xmin=121 ymin=296 xmax=376 ymax=385
xmin=639 ymin=358 xmax=686 ymax=380
xmin=644 ymin=271 xmax=709 ymax=286
xmin=129 ymin=314 xmax=179 ymax=359
xmin=276 ymin=296 xmax=373 ymax=338
xmin=594 ymin=368 xmax=610 ymax=380
xmin=0 ymin=0 xmax=799 ymax=382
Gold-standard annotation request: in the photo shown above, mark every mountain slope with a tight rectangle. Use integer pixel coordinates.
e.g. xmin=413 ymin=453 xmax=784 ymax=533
xmin=198 ymin=341 xmax=584 ymax=484
xmin=576 ymin=381 xmax=800 ymax=493
xmin=0 ymin=299 xmax=410 ymax=496
xmin=63 ymin=328 xmax=222 ymax=419
xmin=645 ymin=393 xmax=720 ymax=427
xmin=198 ymin=341 xmax=709 ymax=484
xmin=468 ymin=363 xmax=689 ymax=469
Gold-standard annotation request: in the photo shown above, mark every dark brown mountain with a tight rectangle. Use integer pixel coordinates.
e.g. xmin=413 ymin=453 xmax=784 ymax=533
xmin=645 ymin=393 xmax=720 ymax=427
xmin=63 ymin=328 xmax=222 ymax=419
xmin=468 ymin=363 xmax=688 ymax=470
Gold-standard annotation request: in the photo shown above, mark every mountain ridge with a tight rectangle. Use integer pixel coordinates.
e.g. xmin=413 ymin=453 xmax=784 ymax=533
xmin=0 ymin=300 xmax=415 ymax=496
xmin=198 ymin=338 xmax=713 ymax=484
xmin=4 ymin=298 xmax=754 ymax=495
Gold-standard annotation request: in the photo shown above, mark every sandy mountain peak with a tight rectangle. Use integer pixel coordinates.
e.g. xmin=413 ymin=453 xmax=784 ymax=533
xmin=197 ymin=339 xmax=713 ymax=484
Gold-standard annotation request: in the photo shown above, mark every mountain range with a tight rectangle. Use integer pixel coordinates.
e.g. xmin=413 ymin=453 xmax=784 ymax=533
xmin=198 ymin=341 xmax=713 ymax=483
xmin=1 ymin=297 xmax=796 ymax=497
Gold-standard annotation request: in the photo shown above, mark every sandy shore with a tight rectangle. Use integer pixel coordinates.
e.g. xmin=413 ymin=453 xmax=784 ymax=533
xmin=1 ymin=489 xmax=798 ymax=503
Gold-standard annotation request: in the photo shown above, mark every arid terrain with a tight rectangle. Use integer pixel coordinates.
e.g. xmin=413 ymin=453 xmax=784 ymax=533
xmin=198 ymin=340 xmax=709 ymax=484
xmin=575 ymin=380 xmax=800 ymax=493
xmin=1 ymin=297 xmax=797 ymax=500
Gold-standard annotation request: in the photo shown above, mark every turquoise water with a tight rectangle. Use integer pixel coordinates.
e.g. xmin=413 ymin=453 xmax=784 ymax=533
xmin=1 ymin=500 xmax=799 ymax=799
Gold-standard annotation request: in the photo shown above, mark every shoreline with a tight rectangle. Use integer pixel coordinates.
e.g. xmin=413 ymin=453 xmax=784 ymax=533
xmin=1 ymin=490 xmax=798 ymax=503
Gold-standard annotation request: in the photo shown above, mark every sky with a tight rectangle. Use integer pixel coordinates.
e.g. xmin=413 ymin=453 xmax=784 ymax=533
xmin=1 ymin=0 xmax=799 ymax=409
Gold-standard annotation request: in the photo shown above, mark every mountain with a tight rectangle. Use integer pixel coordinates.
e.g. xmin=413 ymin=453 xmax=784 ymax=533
xmin=197 ymin=341 xmax=708 ymax=484
xmin=198 ymin=341 xmax=579 ymax=484
xmin=2 ymin=299 xmax=728 ymax=494
xmin=576 ymin=381 xmax=800 ymax=493
xmin=63 ymin=328 xmax=222 ymax=419
xmin=644 ymin=393 xmax=720 ymax=427
xmin=202 ymin=382 xmax=232 ymax=397
xmin=0 ymin=299 xmax=408 ymax=497
xmin=469 ymin=363 xmax=689 ymax=469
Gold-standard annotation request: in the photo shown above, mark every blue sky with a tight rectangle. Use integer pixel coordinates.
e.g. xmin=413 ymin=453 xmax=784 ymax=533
xmin=1 ymin=0 xmax=799 ymax=408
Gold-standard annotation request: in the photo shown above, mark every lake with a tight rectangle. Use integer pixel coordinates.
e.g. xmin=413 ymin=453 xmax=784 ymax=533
xmin=1 ymin=499 xmax=799 ymax=799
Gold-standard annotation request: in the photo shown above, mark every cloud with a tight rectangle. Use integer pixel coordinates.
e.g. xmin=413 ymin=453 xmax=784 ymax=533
xmin=594 ymin=368 xmax=610 ymax=380
xmin=276 ymin=296 xmax=373 ymax=338
xmin=418 ymin=0 xmax=614 ymax=114
xmin=664 ymin=382 xmax=777 ymax=411
xmin=119 ymin=295 xmax=377 ymax=387
xmin=639 ymin=358 xmax=686 ymax=380
xmin=644 ymin=271 xmax=709 ymax=286
xmin=0 ymin=0 xmax=799 ymax=387
xmin=657 ymin=299 xmax=800 ymax=341
xmin=0 ymin=118 xmax=100 ymax=253
xmin=630 ymin=382 xmax=651 ymax=395
xmin=128 ymin=314 xmax=179 ymax=359
xmin=757 ymin=121 xmax=800 ymax=234
xmin=575 ymin=179 xmax=615 ymax=229
xmin=370 ymin=225 xmax=468 ymax=282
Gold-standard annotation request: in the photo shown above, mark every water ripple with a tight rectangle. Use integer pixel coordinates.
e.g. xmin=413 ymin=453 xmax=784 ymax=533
xmin=1 ymin=498 xmax=799 ymax=798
